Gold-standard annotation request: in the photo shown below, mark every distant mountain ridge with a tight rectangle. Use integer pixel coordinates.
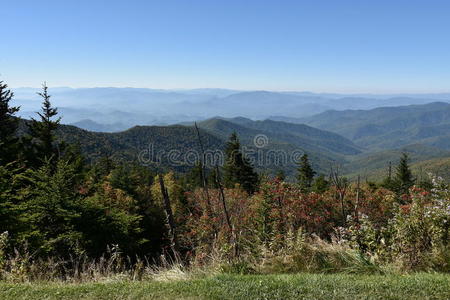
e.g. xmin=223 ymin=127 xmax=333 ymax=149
xmin=12 ymin=87 xmax=450 ymax=131
xmin=70 ymin=119 xmax=129 ymax=132
xmin=15 ymin=103 xmax=450 ymax=181
xmin=298 ymin=102 xmax=450 ymax=151
xmin=46 ymin=117 xmax=358 ymax=176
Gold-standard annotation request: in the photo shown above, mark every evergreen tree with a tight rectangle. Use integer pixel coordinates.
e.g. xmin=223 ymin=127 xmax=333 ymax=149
xmin=0 ymin=80 xmax=20 ymax=164
xmin=184 ymin=161 xmax=204 ymax=190
xmin=0 ymin=164 xmax=22 ymax=239
xmin=223 ymin=132 xmax=259 ymax=194
xmin=380 ymin=161 xmax=396 ymax=191
xmin=311 ymin=174 xmax=329 ymax=193
xmin=26 ymin=83 xmax=61 ymax=168
xmin=208 ymin=167 xmax=219 ymax=189
xmin=297 ymin=154 xmax=315 ymax=192
xmin=393 ymin=152 xmax=415 ymax=196
xmin=18 ymin=159 xmax=83 ymax=257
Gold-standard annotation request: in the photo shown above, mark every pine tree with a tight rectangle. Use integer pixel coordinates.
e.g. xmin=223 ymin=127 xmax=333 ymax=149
xmin=393 ymin=152 xmax=415 ymax=196
xmin=0 ymin=80 xmax=20 ymax=164
xmin=223 ymin=132 xmax=259 ymax=194
xmin=185 ymin=161 xmax=204 ymax=190
xmin=26 ymin=83 xmax=61 ymax=168
xmin=297 ymin=154 xmax=315 ymax=192
xmin=311 ymin=174 xmax=329 ymax=193
xmin=18 ymin=159 xmax=83 ymax=257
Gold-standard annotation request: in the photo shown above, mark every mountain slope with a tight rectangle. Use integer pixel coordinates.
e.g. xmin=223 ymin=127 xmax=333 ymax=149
xmin=18 ymin=111 xmax=450 ymax=181
xmin=199 ymin=117 xmax=361 ymax=155
xmin=55 ymin=123 xmax=224 ymax=171
xmin=56 ymin=116 xmax=364 ymax=175
xmin=196 ymin=117 xmax=366 ymax=175
xmin=233 ymin=119 xmax=361 ymax=155
xmin=299 ymin=102 xmax=450 ymax=150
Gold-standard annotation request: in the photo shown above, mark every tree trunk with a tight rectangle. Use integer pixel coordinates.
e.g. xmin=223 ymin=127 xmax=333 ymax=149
xmin=158 ymin=174 xmax=179 ymax=257
xmin=194 ymin=122 xmax=212 ymax=215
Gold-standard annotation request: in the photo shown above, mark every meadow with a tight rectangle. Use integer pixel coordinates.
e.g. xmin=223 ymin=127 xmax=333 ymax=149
xmin=1 ymin=273 xmax=449 ymax=300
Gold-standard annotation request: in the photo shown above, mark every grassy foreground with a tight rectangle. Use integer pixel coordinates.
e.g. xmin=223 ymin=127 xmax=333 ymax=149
xmin=0 ymin=273 xmax=449 ymax=300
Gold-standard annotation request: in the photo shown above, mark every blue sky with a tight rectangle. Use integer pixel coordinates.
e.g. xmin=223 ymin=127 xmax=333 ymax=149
xmin=1 ymin=0 xmax=450 ymax=93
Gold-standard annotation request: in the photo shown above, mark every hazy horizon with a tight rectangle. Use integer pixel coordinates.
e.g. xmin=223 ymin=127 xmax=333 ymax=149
xmin=10 ymin=86 xmax=450 ymax=96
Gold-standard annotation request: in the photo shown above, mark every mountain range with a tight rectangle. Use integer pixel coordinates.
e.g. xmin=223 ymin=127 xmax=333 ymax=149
xmin=40 ymin=117 xmax=359 ymax=177
xmin=11 ymin=87 xmax=450 ymax=131
xmin=45 ymin=111 xmax=450 ymax=180
xmin=13 ymin=87 xmax=450 ymax=181
xmin=297 ymin=102 xmax=450 ymax=151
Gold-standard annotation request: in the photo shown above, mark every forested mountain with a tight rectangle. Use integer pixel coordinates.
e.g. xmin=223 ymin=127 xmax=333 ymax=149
xmin=17 ymin=115 xmax=361 ymax=176
xmin=198 ymin=117 xmax=361 ymax=155
xmin=58 ymin=118 xmax=360 ymax=172
xmin=17 ymin=119 xmax=224 ymax=172
xmin=299 ymin=102 xmax=450 ymax=150
xmin=195 ymin=117 xmax=367 ymax=174
xmin=227 ymin=118 xmax=361 ymax=155
xmin=18 ymin=107 xmax=450 ymax=180
xmin=17 ymin=99 xmax=450 ymax=180
xmin=343 ymin=144 xmax=450 ymax=180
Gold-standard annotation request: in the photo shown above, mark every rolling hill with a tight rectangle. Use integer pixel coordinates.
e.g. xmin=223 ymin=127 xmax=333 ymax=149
xmin=196 ymin=117 xmax=365 ymax=174
xmin=17 ymin=101 xmax=450 ymax=181
xmin=342 ymin=144 xmax=450 ymax=180
xmin=53 ymin=116 xmax=361 ymax=176
xmin=298 ymin=102 xmax=450 ymax=151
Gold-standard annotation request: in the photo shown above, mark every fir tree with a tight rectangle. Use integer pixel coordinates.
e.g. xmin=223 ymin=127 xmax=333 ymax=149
xmin=297 ymin=154 xmax=315 ymax=192
xmin=0 ymin=80 xmax=20 ymax=164
xmin=223 ymin=132 xmax=259 ymax=194
xmin=380 ymin=161 xmax=396 ymax=191
xmin=18 ymin=159 xmax=83 ymax=257
xmin=393 ymin=152 xmax=415 ymax=196
xmin=26 ymin=83 xmax=61 ymax=168
xmin=185 ymin=161 xmax=205 ymax=190
xmin=311 ymin=174 xmax=329 ymax=193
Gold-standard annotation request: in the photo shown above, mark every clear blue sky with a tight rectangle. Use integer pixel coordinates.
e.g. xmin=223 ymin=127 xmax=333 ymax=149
xmin=1 ymin=0 xmax=450 ymax=93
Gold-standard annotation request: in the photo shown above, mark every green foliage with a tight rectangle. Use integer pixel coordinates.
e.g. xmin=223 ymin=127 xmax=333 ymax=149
xmin=220 ymin=261 xmax=256 ymax=275
xmin=391 ymin=182 xmax=449 ymax=271
xmin=0 ymin=81 xmax=20 ymax=165
xmin=223 ymin=132 xmax=259 ymax=194
xmin=16 ymin=159 xmax=83 ymax=257
xmin=0 ymin=231 xmax=8 ymax=273
xmin=0 ymin=164 xmax=25 ymax=244
xmin=184 ymin=162 xmax=205 ymax=190
xmin=341 ymin=176 xmax=450 ymax=272
xmin=393 ymin=153 xmax=415 ymax=197
xmin=311 ymin=174 xmax=329 ymax=193
xmin=297 ymin=154 xmax=315 ymax=192
xmin=24 ymin=84 xmax=62 ymax=169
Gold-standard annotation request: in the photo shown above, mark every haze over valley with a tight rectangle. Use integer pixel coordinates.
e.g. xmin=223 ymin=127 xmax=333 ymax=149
xmin=12 ymin=87 xmax=450 ymax=132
